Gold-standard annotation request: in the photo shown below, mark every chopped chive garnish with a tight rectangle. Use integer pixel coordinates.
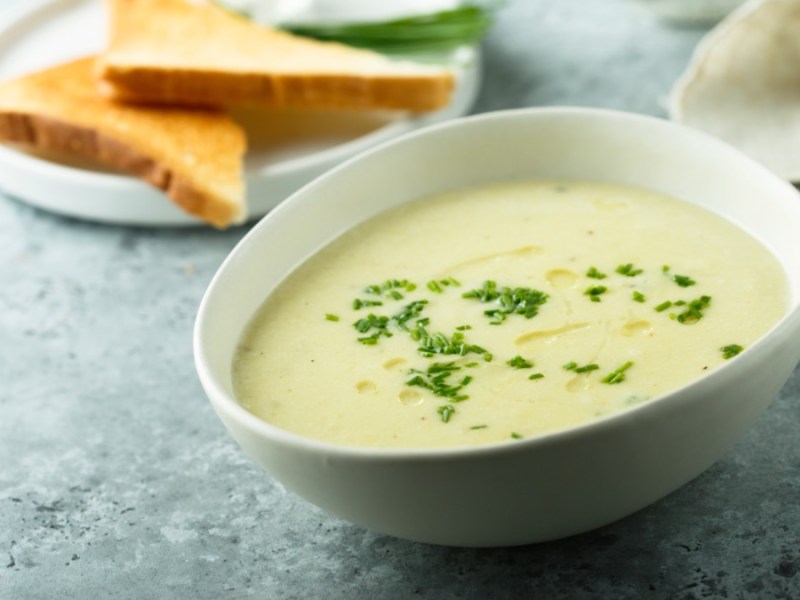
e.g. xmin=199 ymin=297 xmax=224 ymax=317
xmin=352 ymin=299 xmax=431 ymax=346
xmin=564 ymin=361 xmax=598 ymax=373
xmin=616 ymin=263 xmax=643 ymax=277
xmin=427 ymin=277 xmax=460 ymax=294
xmin=601 ymin=361 xmax=634 ymax=384
xmin=586 ymin=266 xmax=607 ymax=280
xmin=654 ymin=300 xmax=672 ymax=312
xmin=455 ymin=324 xmax=472 ymax=331
xmin=364 ymin=279 xmax=415 ymax=300
xmin=721 ymin=344 xmax=744 ymax=359
xmin=470 ymin=424 xmax=488 ymax=430
xmin=437 ymin=404 xmax=456 ymax=423
xmin=324 ymin=313 xmax=340 ymax=322
xmin=632 ymin=291 xmax=645 ymax=303
xmin=673 ymin=274 xmax=696 ymax=288
xmin=391 ymin=299 xmax=428 ymax=331
xmin=511 ymin=432 xmax=523 ymax=440
xmin=463 ymin=280 xmax=548 ymax=324
xmin=675 ymin=295 xmax=711 ymax=324
xmin=528 ymin=373 xmax=544 ymax=380
xmin=584 ymin=285 xmax=607 ymax=302
xmin=408 ymin=361 xmax=473 ymax=401
xmin=415 ymin=326 xmax=490 ymax=360
xmin=506 ymin=355 xmax=533 ymax=369
xmin=662 ymin=266 xmax=697 ymax=287
xmin=353 ymin=314 xmax=390 ymax=336
xmin=353 ymin=298 xmax=383 ymax=310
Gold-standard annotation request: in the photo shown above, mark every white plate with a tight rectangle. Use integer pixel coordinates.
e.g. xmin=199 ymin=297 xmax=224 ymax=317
xmin=0 ymin=0 xmax=480 ymax=226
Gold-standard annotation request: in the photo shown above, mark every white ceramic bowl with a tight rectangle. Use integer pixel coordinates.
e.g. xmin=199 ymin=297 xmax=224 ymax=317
xmin=194 ymin=107 xmax=800 ymax=547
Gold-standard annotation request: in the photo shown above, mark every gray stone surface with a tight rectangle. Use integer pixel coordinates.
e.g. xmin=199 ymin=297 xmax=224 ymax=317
xmin=2 ymin=1 xmax=800 ymax=598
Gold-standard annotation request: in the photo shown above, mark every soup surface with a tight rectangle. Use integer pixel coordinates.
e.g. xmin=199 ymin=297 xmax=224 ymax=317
xmin=233 ymin=181 xmax=788 ymax=449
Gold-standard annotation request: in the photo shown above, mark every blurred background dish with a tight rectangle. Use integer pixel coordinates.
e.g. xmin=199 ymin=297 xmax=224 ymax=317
xmin=0 ymin=0 xmax=480 ymax=226
xmin=670 ymin=0 xmax=800 ymax=182
xmin=630 ymin=0 xmax=746 ymax=23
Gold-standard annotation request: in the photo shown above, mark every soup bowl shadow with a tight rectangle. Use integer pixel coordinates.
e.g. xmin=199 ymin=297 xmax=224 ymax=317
xmin=194 ymin=107 xmax=800 ymax=547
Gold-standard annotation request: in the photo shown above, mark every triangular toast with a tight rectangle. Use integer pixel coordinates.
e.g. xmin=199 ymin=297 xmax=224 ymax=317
xmin=0 ymin=57 xmax=246 ymax=228
xmin=96 ymin=0 xmax=455 ymax=111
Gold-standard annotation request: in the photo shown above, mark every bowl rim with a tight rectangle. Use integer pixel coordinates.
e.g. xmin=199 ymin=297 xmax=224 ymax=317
xmin=194 ymin=105 xmax=800 ymax=461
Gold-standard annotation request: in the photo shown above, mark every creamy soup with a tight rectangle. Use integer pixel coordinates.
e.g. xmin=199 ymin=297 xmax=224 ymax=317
xmin=232 ymin=181 xmax=788 ymax=449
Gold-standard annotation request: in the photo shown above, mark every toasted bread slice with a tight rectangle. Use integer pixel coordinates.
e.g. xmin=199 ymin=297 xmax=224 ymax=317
xmin=0 ymin=57 xmax=246 ymax=228
xmin=97 ymin=0 xmax=455 ymax=111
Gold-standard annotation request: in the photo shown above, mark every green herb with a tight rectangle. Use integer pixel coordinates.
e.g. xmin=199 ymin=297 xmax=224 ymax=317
xmin=601 ymin=361 xmax=634 ymax=384
xmin=586 ymin=266 xmax=607 ymax=280
xmin=470 ymin=424 xmax=488 ymax=430
xmin=353 ymin=314 xmax=392 ymax=344
xmin=324 ymin=313 xmax=340 ymax=322
xmin=416 ymin=330 xmax=486 ymax=358
xmin=410 ymin=324 xmax=490 ymax=358
xmin=506 ymin=355 xmax=533 ymax=369
xmin=364 ymin=279 xmax=416 ymax=301
xmin=632 ymin=291 xmax=645 ymax=303
xmin=280 ymin=5 xmax=494 ymax=54
xmin=673 ymin=274 xmax=696 ymax=288
xmin=675 ymin=295 xmax=711 ymax=324
xmin=654 ymin=300 xmax=672 ymax=312
xmin=426 ymin=276 xmax=461 ymax=294
xmin=584 ymin=285 xmax=607 ymax=302
xmin=407 ymin=361 xmax=473 ymax=401
xmin=564 ymin=361 xmax=598 ymax=373
xmin=463 ymin=280 xmax=549 ymax=324
xmin=352 ymin=299 xmax=429 ymax=343
xmin=352 ymin=298 xmax=383 ymax=310
xmin=721 ymin=344 xmax=744 ymax=359
xmin=662 ymin=266 xmax=697 ymax=287
xmin=437 ymin=404 xmax=456 ymax=423
xmin=455 ymin=324 xmax=472 ymax=331
xmin=392 ymin=299 xmax=429 ymax=331
xmin=616 ymin=263 xmax=643 ymax=277
xmin=528 ymin=373 xmax=544 ymax=380
xmin=510 ymin=432 xmax=523 ymax=440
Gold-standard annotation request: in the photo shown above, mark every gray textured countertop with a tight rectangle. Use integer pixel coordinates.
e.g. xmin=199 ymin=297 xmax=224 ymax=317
xmin=3 ymin=1 xmax=800 ymax=598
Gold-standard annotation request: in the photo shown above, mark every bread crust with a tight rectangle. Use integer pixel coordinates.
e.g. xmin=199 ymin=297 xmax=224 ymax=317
xmin=98 ymin=65 xmax=455 ymax=111
xmin=98 ymin=0 xmax=455 ymax=112
xmin=0 ymin=111 xmax=240 ymax=228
